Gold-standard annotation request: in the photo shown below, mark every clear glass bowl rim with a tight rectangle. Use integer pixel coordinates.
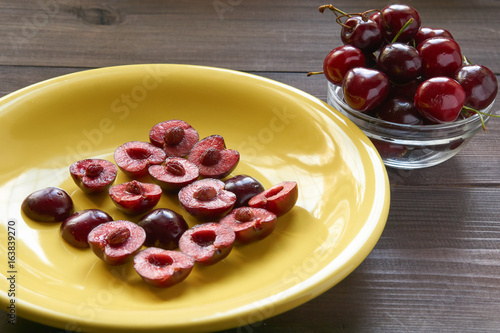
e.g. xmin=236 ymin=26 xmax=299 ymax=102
xmin=327 ymin=82 xmax=495 ymax=139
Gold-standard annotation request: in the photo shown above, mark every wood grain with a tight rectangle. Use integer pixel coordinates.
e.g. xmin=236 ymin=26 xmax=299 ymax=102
xmin=0 ymin=0 xmax=498 ymax=71
xmin=1 ymin=0 xmax=500 ymax=332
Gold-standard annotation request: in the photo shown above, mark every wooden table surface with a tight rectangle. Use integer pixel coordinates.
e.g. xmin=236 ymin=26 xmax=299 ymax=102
xmin=1 ymin=1 xmax=499 ymax=332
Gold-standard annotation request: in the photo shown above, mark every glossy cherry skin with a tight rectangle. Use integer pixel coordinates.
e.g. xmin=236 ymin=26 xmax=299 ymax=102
xmin=343 ymin=67 xmax=390 ymax=112
xmin=323 ymin=45 xmax=365 ymax=85
xmin=377 ymin=43 xmax=422 ymax=84
xmin=224 ymin=174 xmax=265 ymax=208
xmin=21 ymin=187 xmax=74 ymax=222
xmin=414 ymin=27 xmax=454 ymax=46
xmin=60 ymin=209 xmax=113 ymax=248
xmin=417 ymin=37 xmax=462 ymax=78
xmin=375 ymin=96 xmax=424 ymax=125
xmin=373 ymin=4 xmax=421 ymax=43
xmin=414 ymin=77 xmax=466 ymax=123
xmin=454 ymin=65 xmax=498 ymax=110
xmin=340 ymin=16 xmax=383 ymax=53
xmin=137 ymin=208 xmax=189 ymax=250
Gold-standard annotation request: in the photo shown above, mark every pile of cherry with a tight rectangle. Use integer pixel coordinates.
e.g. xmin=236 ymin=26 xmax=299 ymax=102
xmin=310 ymin=4 xmax=498 ymax=125
xmin=21 ymin=119 xmax=298 ymax=288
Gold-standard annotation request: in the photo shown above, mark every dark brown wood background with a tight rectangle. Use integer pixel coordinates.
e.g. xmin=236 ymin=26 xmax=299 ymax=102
xmin=1 ymin=0 xmax=499 ymax=332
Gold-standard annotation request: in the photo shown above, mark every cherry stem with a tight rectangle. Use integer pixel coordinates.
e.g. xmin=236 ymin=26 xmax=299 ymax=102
xmin=318 ymin=4 xmax=349 ymax=17
xmin=461 ymin=106 xmax=500 ymax=132
xmin=391 ymin=18 xmax=414 ymax=43
xmin=307 ymin=71 xmax=324 ymax=76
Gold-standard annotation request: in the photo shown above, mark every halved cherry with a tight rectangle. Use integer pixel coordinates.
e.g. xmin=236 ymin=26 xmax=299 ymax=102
xmin=148 ymin=157 xmax=199 ymax=192
xmin=220 ymin=207 xmax=277 ymax=244
xmin=70 ymin=159 xmax=117 ymax=194
xmin=188 ymin=135 xmax=240 ymax=179
xmin=134 ymin=247 xmax=195 ymax=288
xmin=114 ymin=141 xmax=166 ymax=177
xmin=149 ymin=119 xmax=199 ymax=157
xmin=88 ymin=220 xmax=146 ymax=265
xmin=178 ymin=178 xmax=236 ymax=220
xmin=109 ymin=180 xmax=162 ymax=215
xmin=248 ymin=181 xmax=298 ymax=217
xmin=178 ymin=222 xmax=235 ymax=265
xmin=21 ymin=187 xmax=74 ymax=222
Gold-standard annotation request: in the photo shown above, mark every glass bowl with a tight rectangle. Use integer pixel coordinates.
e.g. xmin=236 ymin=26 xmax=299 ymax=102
xmin=327 ymin=82 xmax=495 ymax=169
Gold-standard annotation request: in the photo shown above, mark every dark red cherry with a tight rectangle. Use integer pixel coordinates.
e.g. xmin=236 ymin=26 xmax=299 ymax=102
xmin=417 ymin=37 xmax=462 ymax=78
xmin=377 ymin=43 xmax=422 ymax=84
xmin=21 ymin=187 xmax=74 ymax=222
xmin=414 ymin=77 xmax=466 ymax=123
xmin=373 ymin=4 xmax=421 ymax=43
xmin=137 ymin=208 xmax=189 ymax=250
xmin=322 ymin=45 xmax=366 ymax=85
xmin=375 ymin=96 xmax=424 ymax=125
xmin=224 ymin=175 xmax=265 ymax=208
xmin=414 ymin=27 xmax=454 ymax=46
xmin=340 ymin=15 xmax=383 ymax=53
xmin=343 ymin=67 xmax=390 ymax=112
xmin=454 ymin=65 xmax=498 ymax=110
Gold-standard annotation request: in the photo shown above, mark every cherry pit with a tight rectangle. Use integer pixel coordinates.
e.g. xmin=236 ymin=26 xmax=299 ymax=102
xmin=21 ymin=119 xmax=299 ymax=289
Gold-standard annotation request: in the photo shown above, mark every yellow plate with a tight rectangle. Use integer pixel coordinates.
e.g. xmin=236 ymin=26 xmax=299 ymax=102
xmin=0 ymin=64 xmax=389 ymax=332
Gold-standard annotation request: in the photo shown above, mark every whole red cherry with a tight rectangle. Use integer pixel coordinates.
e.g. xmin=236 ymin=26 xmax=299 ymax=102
xmin=417 ymin=37 xmax=462 ymax=79
xmin=343 ymin=67 xmax=390 ymax=112
xmin=414 ymin=77 xmax=466 ymax=123
xmin=322 ymin=45 xmax=366 ymax=85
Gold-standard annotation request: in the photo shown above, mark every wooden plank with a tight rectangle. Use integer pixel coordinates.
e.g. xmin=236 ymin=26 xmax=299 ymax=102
xmin=0 ymin=65 xmax=499 ymax=188
xmin=221 ymin=185 xmax=500 ymax=332
xmin=0 ymin=0 xmax=498 ymax=72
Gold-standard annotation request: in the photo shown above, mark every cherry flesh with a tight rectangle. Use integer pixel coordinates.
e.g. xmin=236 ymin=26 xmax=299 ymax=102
xmin=60 ymin=209 xmax=113 ymax=248
xmin=454 ymin=65 xmax=498 ymax=110
xmin=390 ymin=79 xmax=423 ymax=101
xmin=248 ymin=181 xmax=298 ymax=217
xmin=149 ymin=157 xmax=199 ymax=192
xmin=88 ymin=220 xmax=146 ymax=265
xmin=109 ymin=180 xmax=162 ymax=215
xmin=114 ymin=141 xmax=166 ymax=177
xmin=188 ymin=135 xmax=240 ymax=179
xmin=70 ymin=159 xmax=117 ymax=194
xmin=21 ymin=187 xmax=74 ymax=222
xmin=178 ymin=178 xmax=236 ymax=220
xmin=134 ymin=247 xmax=195 ymax=288
xmin=322 ymin=45 xmax=366 ymax=85
xmin=340 ymin=15 xmax=383 ymax=53
xmin=343 ymin=67 xmax=390 ymax=112
xmin=414 ymin=77 xmax=466 ymax=123
xmin=377 ymin=43 xmax=422 ymax=84
xmin=137 ymin=208 xmax=189 ymax=250
xmin=178 ymin=222 xmax=235 ymax=265
xmin=220 ymin=207 xmax=277 ymax=244
xmin=224 ymin=174 xmax=265 ymax=208
xmin=149 ymin=119 xmax=200 ymax=157
xmin=417 ymin=37 xmax=462 ymax=79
